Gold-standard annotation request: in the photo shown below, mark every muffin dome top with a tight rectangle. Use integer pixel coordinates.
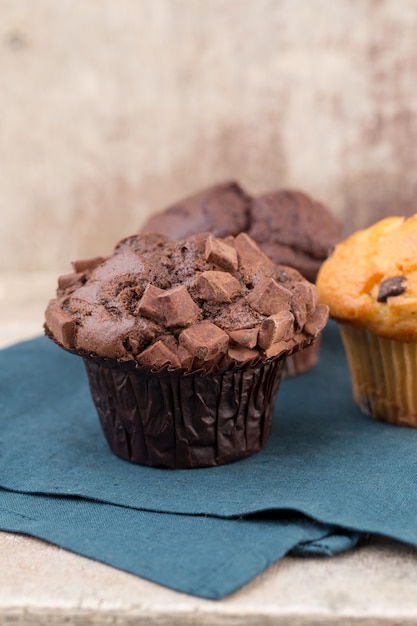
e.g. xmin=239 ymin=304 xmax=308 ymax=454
xmin=141 ymin=181 xmax=251 ymax=240
xmin=45 ymin=232 xmax=328 ymax=372
xmin=140 ymin=182 xmax=342 ymax=282
xmin=316 ymin=215 xmax=417 ymax=342
xmin=248 ymin=190 xmax=342 ymax=282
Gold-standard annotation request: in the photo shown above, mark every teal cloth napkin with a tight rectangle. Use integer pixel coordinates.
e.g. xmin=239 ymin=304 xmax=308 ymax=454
xmin=2 ymin=322 xmax=414 ymax=598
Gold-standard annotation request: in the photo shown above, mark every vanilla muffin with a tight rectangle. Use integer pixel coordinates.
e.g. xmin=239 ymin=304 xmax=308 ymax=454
xmin=316 ymin=215 xmax=417 ymax=426
xmin=45 ymin=232 xmax=328 ymax=468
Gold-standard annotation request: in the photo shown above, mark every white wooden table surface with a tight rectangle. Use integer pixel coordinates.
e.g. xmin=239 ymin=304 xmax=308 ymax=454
xmin=1 ymin=272 xmax=417 ymax=626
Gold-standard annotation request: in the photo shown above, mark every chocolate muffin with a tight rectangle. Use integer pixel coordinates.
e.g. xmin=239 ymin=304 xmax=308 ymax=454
xmin=45 ymin=232 xmax=328 ymax=468
xmin=140 ymin=183 xmax=341 ymax=376
xmin=249 ymin=190 xmax=342 ymax=283
xmin=141 ymin=181 xmax=251 ymax=240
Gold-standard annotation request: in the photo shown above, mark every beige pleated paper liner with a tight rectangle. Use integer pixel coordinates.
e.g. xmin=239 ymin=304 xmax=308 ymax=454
xmin=340 ymin=324 xmax=417 ymax=427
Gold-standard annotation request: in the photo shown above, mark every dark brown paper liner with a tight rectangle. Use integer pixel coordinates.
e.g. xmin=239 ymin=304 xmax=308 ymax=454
xmin=83 ymin=356 xmax=285 ymax=469
xmin=283 ymin=337 xmax=321 ymax=377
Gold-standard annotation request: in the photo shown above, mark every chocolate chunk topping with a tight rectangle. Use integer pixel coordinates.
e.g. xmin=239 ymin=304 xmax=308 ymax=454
xmin=58 ymin=272 xmax=85 ymax=293
xmin=247 ymin=277 xmax=292 ymax=316
xmin=179 ymin=321 xmax=229 ymax=361
xmin=195 ymin=271 xmax=241 ymax=303
xmin=291 ymin=299 xmax=308 ymax=329
xmin=228 ymin=346 xmax=260 ymax=363
xmin=44 ymin=299 xmax=75 ymax=349
xmin=258 ymin=311 xmax=295 ymax=349
xmin=138 ymin=284 xmax=200 ymax=327
xmin=234 ymin=233 xmax=275 ymax=285
xmin=293 ymin=281 xmax=319 ymax=314
xmin=158 ymin=336 xmax=194 ymax=369
xmin=264 ymin=339 xmax=296 ymax=360
xmin=72 ymin=256 xmax=106 ymax=273
xmin=204 ymin=234 xmax=238 ymax=272
xmin=303 ymin=303 xmax=329 ymax=336
xmin=377 ymin=276 xmax=407 ymax=302
xmin=45 ymin=231 xmax=328 ymax=371
xmin=137 ymin=340 xmax=181 ymax=369
xmin=228 ymin=327 xmax=259 ymax=348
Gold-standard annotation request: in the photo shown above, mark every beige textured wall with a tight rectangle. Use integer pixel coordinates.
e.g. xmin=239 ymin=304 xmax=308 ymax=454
xmin=1 ymin=0 xmax=417 ymax=271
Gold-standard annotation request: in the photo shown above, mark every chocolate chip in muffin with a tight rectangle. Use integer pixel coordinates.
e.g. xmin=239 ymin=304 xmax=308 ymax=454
xmin=258 ymin=311 xmax=295 ymax=349
xmin=377 ymin=276 xmax=406 ymax=302
xmin=195 ymin=270 xmax=241 ymax=303
xmin=247 ymin=277 xmax=292 ymax=315
xmin=137 ymin=284 xmax=200 ymax=327
xmin=179 ymin=321 xmax=229 ymax=361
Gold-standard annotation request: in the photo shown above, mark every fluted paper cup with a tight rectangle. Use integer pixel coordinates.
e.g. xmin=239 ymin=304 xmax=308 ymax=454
xmin=283 ymin=338 xmax=321 ymax=378
xmin=340 ymin=324 xmax=417 ymax=427
xmin=83 ymin=355 xmax=285 ymax=468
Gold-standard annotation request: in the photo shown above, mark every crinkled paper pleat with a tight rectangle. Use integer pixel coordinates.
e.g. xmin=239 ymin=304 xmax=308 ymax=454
xmin=340 ymin=325 xmax=417 ymax=427
xmin=84 ymin=357 xmax=284 ymax=468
